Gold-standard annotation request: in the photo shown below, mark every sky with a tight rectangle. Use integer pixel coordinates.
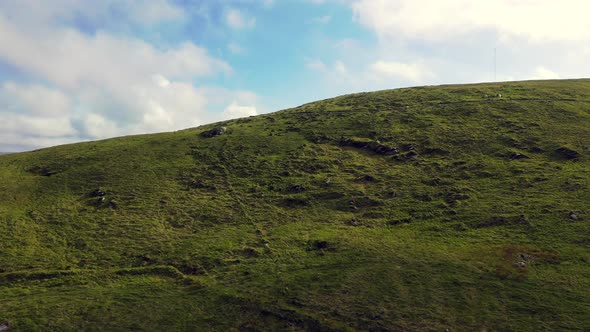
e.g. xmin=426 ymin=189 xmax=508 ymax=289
xmin=1 ymin=0 xmax=589 ymax=152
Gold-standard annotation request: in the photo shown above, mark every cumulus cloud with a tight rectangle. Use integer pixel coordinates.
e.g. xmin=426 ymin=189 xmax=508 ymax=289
xmin=1 ymin=0 xmax=184 ymax=28
xmin=0 ymin=21 xmax=230 ymax=89
xmin=223 ymin=102 xmax=258 ymax=119
xmin=306 ymin=58 xmax=349 ymax=77
xmin=305 ymin=58 xmax=329 ymax=73
xmin=226 ymin=9 xmax=256 ymax=29
xmin=351 ymin=0 xmax=590 ymax=42
xmin=227 ymin=42 xmax=245 ymax=54
xmin=311 ymin=0 xmax=590 ymax=90
xmin=0 ymin=82 xmax=78 ymax=151
xmin=532 ymin=67 xmax=560 ymax=80
xmin=0 ymin=1 xmax=261 ymax=152
xmin=0 ymin=82 xmax=71 ymax=116
xmin=370 ymin=61 xmax=433 ymax=83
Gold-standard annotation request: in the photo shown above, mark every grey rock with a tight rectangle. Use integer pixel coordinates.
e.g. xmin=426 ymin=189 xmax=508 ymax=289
xmin=201 ymin=126 xmax=227 ymax=138
xmin=0 ymin=322 xmax=11 ymax=332
xmin=91 ymin=189 xmax=107 ymax=197
xmin=510 ymin=153 xmax=529 ymax=160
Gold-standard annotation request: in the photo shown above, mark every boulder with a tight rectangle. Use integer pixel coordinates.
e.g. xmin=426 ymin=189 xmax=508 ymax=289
xmin=555 ymin=147 xmax=579 ymax=160
xmin=91 ymin=189 xmax=107 ymax=197
xmin=201 ymin=126 xmax=227 ymax=138
xmin=510 ymin=153 xmax=529 ymax=160
xmin=569 ymin=212 xmax=581 ymax=221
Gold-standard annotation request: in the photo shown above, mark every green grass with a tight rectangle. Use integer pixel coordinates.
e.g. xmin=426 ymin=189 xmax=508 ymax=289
xmin=1 ymin=79 xmax=590 ymax=331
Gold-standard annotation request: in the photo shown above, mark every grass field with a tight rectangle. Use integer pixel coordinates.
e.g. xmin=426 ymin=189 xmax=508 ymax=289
xmin=1 ymin=79 xmax=589 ymax=331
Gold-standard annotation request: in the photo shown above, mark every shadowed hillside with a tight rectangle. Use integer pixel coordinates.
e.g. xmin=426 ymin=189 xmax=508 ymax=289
xmin=1 ymin=79 xmax=589 ymax=331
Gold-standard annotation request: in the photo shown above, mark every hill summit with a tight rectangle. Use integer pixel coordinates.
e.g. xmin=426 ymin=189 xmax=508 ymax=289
xmin=1 ymin=80 xmax=589 ymax=331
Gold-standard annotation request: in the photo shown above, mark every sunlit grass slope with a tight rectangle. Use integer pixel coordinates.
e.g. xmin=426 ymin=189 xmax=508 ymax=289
xmin=1 ymin=79 xmax=589 ymax=331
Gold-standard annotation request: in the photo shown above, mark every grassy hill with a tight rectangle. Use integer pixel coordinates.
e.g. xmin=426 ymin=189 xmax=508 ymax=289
xmin=1 ymin=79 xmax=589 ymax=331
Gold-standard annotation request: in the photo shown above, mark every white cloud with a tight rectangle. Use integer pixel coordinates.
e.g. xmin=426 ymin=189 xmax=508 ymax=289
xmin=305 ymin=58 xmax=329 ymax=72
xmin=0 ymin=82 xmax=71 ymax=116
xmin=223 ymin=102 xmax=258 ymax=119
xmin=0 ymin=0 xmax=184 ymax=28
xmin=370 ymin=61 xmax=433 ymax=83
xmin=226 ymin=9 xmax=256 ymax=29
xmin=126 ymin=0 xmax=185 ymax=24
xmin=0 ymin=20 xmax=231 ymax=89
xmin=228 ymin=42 xmax=245 ymax=54
xmin=351 ymin=0 xmax=590 ymax=43
xmin=0 ymin=2 xmax=261 ymax=151
xmin=0 ymin=81 xmax=79 ymax=151
xmin=82 ymin=113 xmax=120 ymax=139
xmin=532 ymin=67 xmax=560 ymax=80
xmin=306 ymin=59 xmax=349 ymax=78
xmin=334 ymin=60 xmax=348 ymax=76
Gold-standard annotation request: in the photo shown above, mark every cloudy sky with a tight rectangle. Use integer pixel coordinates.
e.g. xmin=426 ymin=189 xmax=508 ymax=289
xmin=1 ymin=0 xmax=589 ymax=152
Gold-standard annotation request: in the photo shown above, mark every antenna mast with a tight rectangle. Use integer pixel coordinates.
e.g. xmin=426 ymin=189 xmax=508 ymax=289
xmin=494 ymin=47 xmax=497 ymax=82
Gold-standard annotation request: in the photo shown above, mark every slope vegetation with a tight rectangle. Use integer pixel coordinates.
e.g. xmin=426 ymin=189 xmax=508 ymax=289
xmin=1 ymin=80 xmax=589 ymax=331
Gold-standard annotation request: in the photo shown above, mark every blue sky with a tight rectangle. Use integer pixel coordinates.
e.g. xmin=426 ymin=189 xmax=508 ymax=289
xmin=1 ymin=0 xmax=589 ymax=151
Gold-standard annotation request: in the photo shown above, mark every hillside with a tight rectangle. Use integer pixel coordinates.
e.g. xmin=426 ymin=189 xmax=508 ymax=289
xmin=1 ymin=79 xmax=589 ymax=331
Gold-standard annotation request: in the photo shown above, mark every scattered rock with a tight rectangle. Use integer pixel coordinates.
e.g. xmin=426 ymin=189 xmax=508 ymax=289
xmin=356 ymin=175 xmax=376 ymax=182
xmin=91 ymin=189 xmax=107 ymax=197
xmin=201 ymin=126 xmax=227 ymax=138
xmin=339 ymin=138 xmax=399 ymax=155
xmin=239 ymin=248 xmax=260 ymax=258
xmin=307 ymin=240 xmax=334 ymax=251
xmin=346 ymin=219 xmax=360 ymax=226
xmin=27 ymin=166 xmax=57 ymax=177
xmin=386 ymin=190 xmax=397 ymax=198
xmin=569 ymin=212 xmax=581 ymax=221
xmin=400 ymin=143 xmax=416 ymax=151
xmin=283 ymin=197 xmax=309 ymax=207
xmin=514 ymin=261 xmax=527 ymax=268
xmin=348 ymin=196 xmax=383 ymax=209
xmin=404 ymin=151 xmax=420 ymax=161
xmin=555 ymin=147 xmax=579 ymax=160
xmin=387 ymin=218 xmax=412 ymax=226
xmin=0 ymin=322 xmax=11 ymax=332
xmin=510 ymin=153 xmax=529 ymax=160
xmin=444 ymin=192 xmax=471 ymax=206
xmin=286 ymin=185 xmax=305 ymax=193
